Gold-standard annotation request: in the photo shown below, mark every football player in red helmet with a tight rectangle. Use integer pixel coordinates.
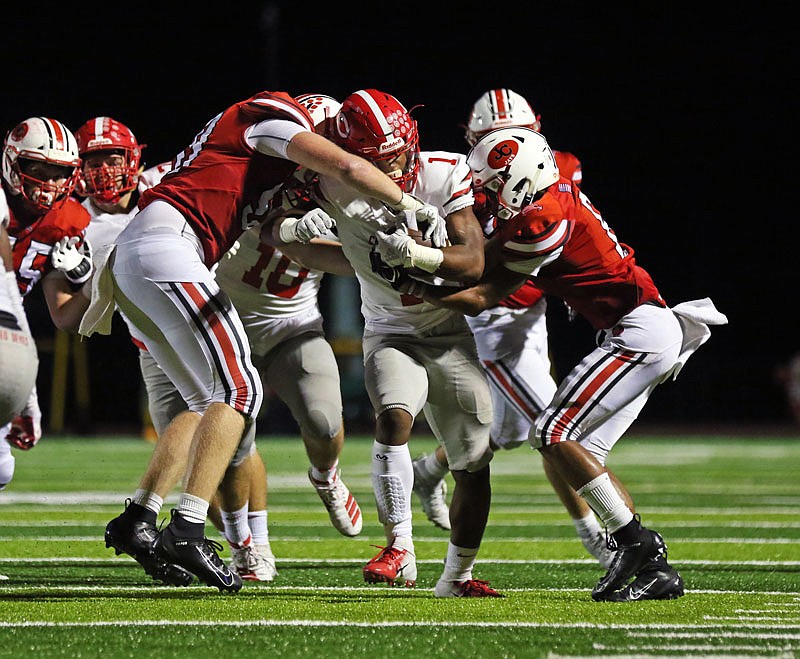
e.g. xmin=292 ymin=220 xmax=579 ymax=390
xmin=75 ymin=116 xmax=144 ymax=207
xmin=290 ymin=88 xmax=501 ymax=597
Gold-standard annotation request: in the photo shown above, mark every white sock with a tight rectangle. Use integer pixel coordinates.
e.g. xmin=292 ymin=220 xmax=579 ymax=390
xmin=573 ymin=511 xmax=604 ymax=538
xmin=176 ymin=493 xmax=209 ymax=525
xmin=422 ymin=451 xmax=448 ymax=480
xmin=221 ymin=503 xmax=251 ymax=546
xmin=371 ymin=441 xmax=413 ymax=539
xmin=440 ymin=543 xmax=477 ymax=582
xmin=577 ymin=473 xmax=633 ymax=534
xmin=310 ymin=459 xmax=339 ymax=485
xmin=248 ymin=510 xmax=269 ymax=545
xmin=133 ymin=489 xmax=163 ymax=515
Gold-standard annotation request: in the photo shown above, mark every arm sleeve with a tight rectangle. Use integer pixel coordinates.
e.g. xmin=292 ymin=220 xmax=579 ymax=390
xmin=245 ymin=119 xmax=310 ymax=159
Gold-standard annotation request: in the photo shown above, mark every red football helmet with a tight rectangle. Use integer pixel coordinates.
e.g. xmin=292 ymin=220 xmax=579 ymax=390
xmin=2 ymin=117 xmax=80 ymax=210
xmin=75 ymin=116 xmax=143 ymax=203
xmin=333 ymin=89 xmax=420 ymax=191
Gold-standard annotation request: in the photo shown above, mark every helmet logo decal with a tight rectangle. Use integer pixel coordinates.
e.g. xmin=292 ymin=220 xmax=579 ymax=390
xmin=11 ymin=123 xmax=29 ymax=141
xmin=488 ymin=139 xmax=519 ymax=169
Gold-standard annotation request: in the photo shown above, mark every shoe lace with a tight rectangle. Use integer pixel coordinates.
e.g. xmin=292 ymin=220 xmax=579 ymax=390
xmin=368 ymin=544 xmax=405 ymax=569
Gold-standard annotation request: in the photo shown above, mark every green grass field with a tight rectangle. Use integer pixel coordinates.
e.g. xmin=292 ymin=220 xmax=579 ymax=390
xmin=0 ymin=434 xmax=798 ymax=658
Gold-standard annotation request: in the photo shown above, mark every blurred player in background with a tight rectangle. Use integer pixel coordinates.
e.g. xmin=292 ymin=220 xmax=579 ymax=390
xmin=404 ymin=127 xmax=727 ymax=601
xmin=412 ymin=88 xmax=613 ymax=568
xmin=295 ymin=88 xmax=501 ymax=597
xmin=1 ymin=117 xmax=92 ymax=467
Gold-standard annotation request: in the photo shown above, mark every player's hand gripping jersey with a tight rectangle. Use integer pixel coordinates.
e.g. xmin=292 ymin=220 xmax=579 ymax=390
xmin=315 ymin=151 xmax=473 ymax=334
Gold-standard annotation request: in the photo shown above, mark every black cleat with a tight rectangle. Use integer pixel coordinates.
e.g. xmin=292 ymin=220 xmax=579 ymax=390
xmin=154 ymin=512 xmax=242 ymax=593
xmin=105 ymin=501 xmax=194 ymax=587
xmin=601 ymin=564 xmax=685 ymax=602
xmin=592 ymin=526 xmax=667 ymax=599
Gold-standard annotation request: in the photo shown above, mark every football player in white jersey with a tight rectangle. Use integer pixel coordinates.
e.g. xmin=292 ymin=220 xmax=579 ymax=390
xmin=410 ymin=89 xmax=614 ymax=570
xmin=0 ymin=193 xmax=39 ymax=494
xmin=277 ymin=89 xmax=502 ymax=597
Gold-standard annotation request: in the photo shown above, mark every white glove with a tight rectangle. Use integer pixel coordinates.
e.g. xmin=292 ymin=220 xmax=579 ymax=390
xmin=225 ymin=240 xmax=241 ymax=259
xmin=278 ymin=208 xmax=335 ymax=243
xmin=51 ymin=236 xmax=93 ymax=285
xmin=420 ymin=209 xmax=448 ymax=248
xmin=375 ymin=226 xmax=444 ymax=273
xmin=5 ymin=385 xmax=42 ymax=450
xmin=376 ymin=226 xmax=415 ymax=267
xmin=387 ymin=193 xmax=448 ymax=248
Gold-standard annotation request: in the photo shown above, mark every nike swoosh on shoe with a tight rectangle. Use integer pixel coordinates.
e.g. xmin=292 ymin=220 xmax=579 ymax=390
xmin=628 ymin=577 xmax=658 ymax=600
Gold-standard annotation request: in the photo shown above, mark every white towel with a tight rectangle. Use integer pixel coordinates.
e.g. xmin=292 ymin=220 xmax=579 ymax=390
xmin=669 ymin=297 xmax=729 ymax=380
xmin=78 ymin=244 xmax=117 ymax=338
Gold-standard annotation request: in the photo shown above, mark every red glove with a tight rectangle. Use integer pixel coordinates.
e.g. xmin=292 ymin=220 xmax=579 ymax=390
xmin=6 ymin=414 xmax=42 ymax=450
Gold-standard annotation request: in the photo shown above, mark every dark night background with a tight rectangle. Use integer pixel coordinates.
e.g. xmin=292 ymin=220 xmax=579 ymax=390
xmin=4 ymin=4 xmax=795 ymax=434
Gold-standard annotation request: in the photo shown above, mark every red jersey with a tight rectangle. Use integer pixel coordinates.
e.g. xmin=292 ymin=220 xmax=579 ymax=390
xmin=555 ymin=150 xmax=582 ymax=187
xmin=4 ymin=188 xmax=90 ymax=296
xmin=140 ymin=91 xmax=314 ymax=265
xmin=473 ymin=190 xmax=545 ymax=310
xmin=497 ymin=178 xmax=664 ymax=329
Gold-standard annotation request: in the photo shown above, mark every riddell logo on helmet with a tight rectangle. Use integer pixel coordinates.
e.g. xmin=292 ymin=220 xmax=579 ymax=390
xmin=488 ymin=140 xmax=519 ymax=168
xmin=379 ymin=136 xmax=405 ymax=153
xmin=87 ymin=137 xmax=114 ymax=148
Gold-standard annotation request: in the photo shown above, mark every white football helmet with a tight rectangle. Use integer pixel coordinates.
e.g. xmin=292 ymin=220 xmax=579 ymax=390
xmin=2 ymin=117 xmax=80 ymax=210
xmin=464 ymin=89 xmax=541 ymax=147
xmin=467 ymin=127 xmax=559 ymax=220
xmin=295 ymin=94 xmax=342 ymax=138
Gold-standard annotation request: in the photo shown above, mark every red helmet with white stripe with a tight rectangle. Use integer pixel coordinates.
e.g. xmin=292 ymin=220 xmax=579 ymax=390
xmin=2 ymin=117 xmax=80 ymax=210
xmin=465 ymin=89 xmax=541 ymax=147
xmin=75 ymin=116 xmax=143 ymax=204
xmin=333 ymin=89 xmax=420 ymax=191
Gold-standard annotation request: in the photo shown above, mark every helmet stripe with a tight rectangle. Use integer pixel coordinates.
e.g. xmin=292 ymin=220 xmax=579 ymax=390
xmin=492 ymin=89 xmax=510 ymax=119
xmin=353 ymin=90 xmax=393 ymax=135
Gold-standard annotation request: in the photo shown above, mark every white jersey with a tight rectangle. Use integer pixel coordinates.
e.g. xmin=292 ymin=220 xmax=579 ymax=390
xmin=214 ymin=221 xmax=324 ymax=320
xmin=316 ymin=151 xmax=473 ymax=334
xmin=81 ymin=163 xmax=169 ymax=347
xmin=81 ymin=163 xmax=170 ymax=246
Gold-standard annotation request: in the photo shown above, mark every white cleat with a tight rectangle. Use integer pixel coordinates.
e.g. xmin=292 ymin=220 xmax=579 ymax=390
xmin=230 ymin=543 xmax=278 ymax=582
xmin=309 ymin=468 xmax=363 ymax=537
xmin=412 ymin=455 xmax=451 ymax=531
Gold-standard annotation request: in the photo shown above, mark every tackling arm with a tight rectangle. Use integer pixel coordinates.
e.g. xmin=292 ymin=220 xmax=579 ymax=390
xmin=403 ymin=261 xmax=529 ymax=317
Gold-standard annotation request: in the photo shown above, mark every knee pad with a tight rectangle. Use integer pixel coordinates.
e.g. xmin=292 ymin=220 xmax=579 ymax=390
xmin=300 ymin=403 xmax=343 ymax=443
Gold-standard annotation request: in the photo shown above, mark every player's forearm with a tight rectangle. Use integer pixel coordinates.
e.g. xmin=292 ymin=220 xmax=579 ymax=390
xmin=281 ymin=240 xmax=355 ymax=277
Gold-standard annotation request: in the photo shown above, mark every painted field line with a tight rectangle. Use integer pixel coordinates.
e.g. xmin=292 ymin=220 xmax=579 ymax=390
xmin=1 ymin=557 xmax=799 ymax=568
xmin=0 ymin=585 xmax=797 ymax=597
xmin=0 ymin=619 xmax=798 ymax=630
xmin=2 ymin=534 xmax=799 ymax=545
xmin=2 ymin=519 xmax=799 ymax=530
